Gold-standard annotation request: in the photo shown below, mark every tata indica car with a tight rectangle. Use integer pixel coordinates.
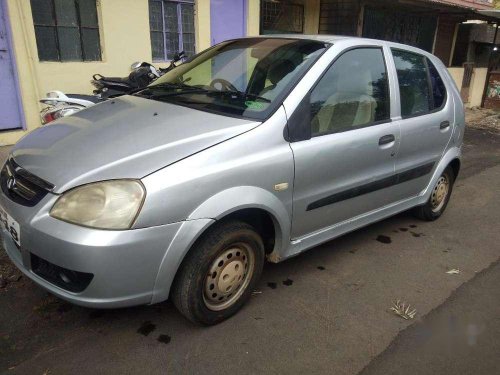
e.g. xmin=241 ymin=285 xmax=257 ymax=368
xmin=0 ymin=36 xmax=463 ymax=325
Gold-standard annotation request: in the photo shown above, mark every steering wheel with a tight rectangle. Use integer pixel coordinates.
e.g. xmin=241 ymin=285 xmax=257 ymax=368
xmin=210 ymin=78 xmax=238 ymax=92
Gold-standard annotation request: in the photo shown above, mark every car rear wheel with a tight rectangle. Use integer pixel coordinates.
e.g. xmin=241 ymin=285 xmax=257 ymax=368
xmin=171 ymin=220 xmax=265 ymax=325
xmin=414 ymin=166 xmax=455 ymax=221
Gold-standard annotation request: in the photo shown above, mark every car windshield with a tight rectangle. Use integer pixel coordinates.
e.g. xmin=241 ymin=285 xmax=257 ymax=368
xmin=137 ymin=38 xmax=329 ymax=120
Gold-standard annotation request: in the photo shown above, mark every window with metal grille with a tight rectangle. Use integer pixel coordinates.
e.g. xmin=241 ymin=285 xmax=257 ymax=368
xmin=363 ymin=6 xmax=437 ymax=53
xmin=149 ymin=0 xmax=195 ymax=61
xmin=30 ymin=0 xmax=101 ymax=62
xmin=260 ymin=0 xmax=304 ymax=34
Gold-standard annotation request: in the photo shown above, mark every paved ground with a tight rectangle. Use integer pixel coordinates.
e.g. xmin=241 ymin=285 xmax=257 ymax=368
xmin=0 ymin=124 xmax=499 ymax=375
xmin=360 ymin=258 xmax=500 ymax=375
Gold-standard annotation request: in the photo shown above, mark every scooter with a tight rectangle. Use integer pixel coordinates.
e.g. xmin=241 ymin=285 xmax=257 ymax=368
xmin=39 ymin=91 xmax=102 ymax=125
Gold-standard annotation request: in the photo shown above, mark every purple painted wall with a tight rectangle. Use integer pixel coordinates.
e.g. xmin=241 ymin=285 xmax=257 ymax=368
xmin=210 ymin=0 xmax=246 ymax=45
xmin=0 ymin=1 xmax=23 ymax=131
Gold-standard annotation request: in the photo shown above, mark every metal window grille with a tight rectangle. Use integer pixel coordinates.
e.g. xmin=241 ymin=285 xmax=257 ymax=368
xmin=319 ymin=0 xmax=360 ymax=36
xmin=149 ymin=0 xmax=195 ymax=61
xmin=30 ymin=0 xmax=101 ymax=62
xmin=362 ymin=6 xmax=437 ymax=52
xmin=260 ymin=0 xmax=304 ymax=34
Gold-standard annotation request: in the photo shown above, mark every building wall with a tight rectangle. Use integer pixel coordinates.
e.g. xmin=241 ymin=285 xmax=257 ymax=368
xmin=469 ymin=67 xmax=488 ymax=107
xmin=448 ymin=67 xmax=488 ymax=107
xmin=247 ymin=0 xmax=260 ymax=36
xmin=1 ymin=0 xmax=211 ymax=146
xmin=448 ymin=67 xmax=465 ymax=90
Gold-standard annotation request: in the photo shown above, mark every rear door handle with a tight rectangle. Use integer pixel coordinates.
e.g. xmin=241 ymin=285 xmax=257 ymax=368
xmin=440 ymin=121 xmax=450 ymax=130
xmin=379 ymin=134 xmax=395 ymax=146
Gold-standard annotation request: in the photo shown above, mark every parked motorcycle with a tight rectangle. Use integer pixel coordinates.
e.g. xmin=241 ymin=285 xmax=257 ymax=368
xmin=39 ymin=52 xmax=185 ymax=125
xmin=91 ymin=52 xmax=186 ymax=99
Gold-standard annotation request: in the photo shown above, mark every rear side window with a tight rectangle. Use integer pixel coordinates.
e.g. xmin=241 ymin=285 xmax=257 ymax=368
xmin=427 ymin=59 xmax=446 ymax=109
xmin=392 ymin=49 xmax=447 ymax=118
xmin=310 ymin=48 xmax=390 ymax=136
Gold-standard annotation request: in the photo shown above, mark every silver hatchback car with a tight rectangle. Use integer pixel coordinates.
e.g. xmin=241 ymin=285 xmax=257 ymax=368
xmin=1 ymin=36 xmax=463 ymax=325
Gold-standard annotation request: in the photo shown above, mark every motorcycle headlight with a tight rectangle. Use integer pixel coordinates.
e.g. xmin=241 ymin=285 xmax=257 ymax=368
xmin=50 ymin=180 xmax=145 ymax=230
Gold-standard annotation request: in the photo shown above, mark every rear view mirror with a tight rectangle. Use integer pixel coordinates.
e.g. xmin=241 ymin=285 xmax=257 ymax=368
xmin=130 ymin=61 xmax=142 ymax=70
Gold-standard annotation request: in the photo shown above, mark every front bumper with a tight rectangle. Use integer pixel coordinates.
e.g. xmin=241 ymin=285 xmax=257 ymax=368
xmin=0 ymin=189 xmax=184 ymax=308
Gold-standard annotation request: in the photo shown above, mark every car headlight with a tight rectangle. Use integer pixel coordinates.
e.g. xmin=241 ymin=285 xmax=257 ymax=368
xmin=50 ymin=180 xmax=145 ymax=230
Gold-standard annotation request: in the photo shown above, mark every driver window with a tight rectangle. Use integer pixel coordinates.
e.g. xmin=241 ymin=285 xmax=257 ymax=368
xmin=310 ymin=48 xmax=390 ymax=136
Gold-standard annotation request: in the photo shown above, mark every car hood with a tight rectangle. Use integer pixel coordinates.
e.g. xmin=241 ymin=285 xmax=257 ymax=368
xmin=12 ymin=95 xmax=260 ymax=193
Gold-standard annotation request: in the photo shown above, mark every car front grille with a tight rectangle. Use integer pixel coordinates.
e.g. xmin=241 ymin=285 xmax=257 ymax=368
xmin=0 ymin=157 xmax=54 ymax=207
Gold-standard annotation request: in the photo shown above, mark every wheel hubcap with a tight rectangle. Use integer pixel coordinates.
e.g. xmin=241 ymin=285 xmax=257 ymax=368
xmin=203 ymin=244 xmax=254 ymax=311
xmin=431 ymin=175 xmax=449 ymax=212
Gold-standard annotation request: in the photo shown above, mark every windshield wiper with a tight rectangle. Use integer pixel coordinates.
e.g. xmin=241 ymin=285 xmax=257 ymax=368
xmin=207 ymin=90 xmax=271 ymax=103
xmin=136 ymin=84 xmax=271 ymax=104
xmin=147 ymin=82 xmax=199 ymax=91
xmin=136 ymin=83 xmax=210 ymax=99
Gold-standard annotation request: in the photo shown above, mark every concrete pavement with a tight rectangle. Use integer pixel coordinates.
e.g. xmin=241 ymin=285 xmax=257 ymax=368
xmin=359 ymin=258 xmax=500 ymax=375
xmin=0 ymin=127 xmax=499 ymax=374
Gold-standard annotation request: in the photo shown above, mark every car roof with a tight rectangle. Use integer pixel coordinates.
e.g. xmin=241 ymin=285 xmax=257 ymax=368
xmin=243 ymin=34 xmax=441 ymax=64
xmin=263 ymin=34 xmax=350 ymax=43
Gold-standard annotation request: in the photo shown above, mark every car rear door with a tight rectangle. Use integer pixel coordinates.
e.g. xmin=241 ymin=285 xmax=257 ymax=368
xmin=287 ymin=46 xmax=400 ymax=239
xmin=386 ymin=48 xmax=455 ymax=202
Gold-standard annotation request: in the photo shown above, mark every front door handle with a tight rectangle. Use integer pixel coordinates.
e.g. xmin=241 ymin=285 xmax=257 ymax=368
xmin=440 ymin=121 xmax=450 ymax=130
xmin=379 ymin=134 xmax=395 ymax=146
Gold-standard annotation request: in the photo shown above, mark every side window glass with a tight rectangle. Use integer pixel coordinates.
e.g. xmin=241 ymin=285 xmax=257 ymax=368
xmin=310 ymin=48 xmax=390 ymax=136
xmin=392 ymin=49 xmax=431 ymax=118
xmin=427 ymin=59 xmax=447 ymax=109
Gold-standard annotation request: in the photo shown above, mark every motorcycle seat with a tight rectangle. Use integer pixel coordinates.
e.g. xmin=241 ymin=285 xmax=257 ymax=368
xmin=100 ymin=77 xmax=132 ymax=85
xmin=93 ymin=74 xmax=132 ymax=86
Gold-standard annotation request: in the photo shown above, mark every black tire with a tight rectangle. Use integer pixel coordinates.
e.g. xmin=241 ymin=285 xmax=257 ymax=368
xmin=171 ymin=220 xmax=265 ymax=325
xmin=414 ymin=166 xmax=455 ymax=221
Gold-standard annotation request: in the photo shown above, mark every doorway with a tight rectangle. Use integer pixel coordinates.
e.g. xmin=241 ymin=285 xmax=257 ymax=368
xmin=0 ymin=2 xmax=23 ymax=131
xmin=210 ymin=0 xmax=246 ymax=45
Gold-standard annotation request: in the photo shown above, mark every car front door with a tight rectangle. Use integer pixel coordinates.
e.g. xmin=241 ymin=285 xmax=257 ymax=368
xmin=388 ymin=48 xmax=455 ymax=202
xmin=288 ymin=46 xmax=400 ymax=239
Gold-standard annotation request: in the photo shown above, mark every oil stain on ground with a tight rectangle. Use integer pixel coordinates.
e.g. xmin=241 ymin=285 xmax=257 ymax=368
xmin=410 ymin=232 xmax=424 ymax=238
xmin=399 ymin=228 xmax=409 ymax=232
xmin=376 ymin=235 xmax=392 ymax=244
xmin=157 ymin=334 xmax=171 ymax=344
xmin=317 ymin=266 xmax=326 ymax=271
xmin=267 ymin=282 xmax=277 ymax=289
xmin=283 ymin=279 xmax=294 ymax=286
xmin=137 ymin=321 xmax=156 ymax=336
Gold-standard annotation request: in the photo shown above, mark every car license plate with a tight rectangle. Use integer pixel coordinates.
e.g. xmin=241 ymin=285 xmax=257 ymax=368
xmin=0 ymin=205 xmax=21 ymax=247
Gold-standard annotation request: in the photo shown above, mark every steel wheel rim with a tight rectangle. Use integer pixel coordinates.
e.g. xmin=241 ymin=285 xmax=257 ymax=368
xmin=431 ymin=175 xmax=449 ymax=212
xmin=203 ymin=243 xmax=255 ymax=311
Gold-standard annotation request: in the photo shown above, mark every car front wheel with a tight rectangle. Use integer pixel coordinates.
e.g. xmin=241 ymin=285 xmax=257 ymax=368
xmin=171 ymin=220 xmax=265 ymax=325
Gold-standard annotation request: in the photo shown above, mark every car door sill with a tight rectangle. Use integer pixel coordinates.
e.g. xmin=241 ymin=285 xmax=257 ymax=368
xmin=281 ymin=194 xmax=425 ymax=262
